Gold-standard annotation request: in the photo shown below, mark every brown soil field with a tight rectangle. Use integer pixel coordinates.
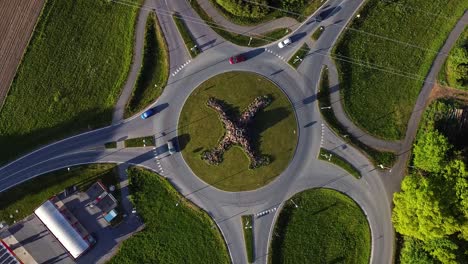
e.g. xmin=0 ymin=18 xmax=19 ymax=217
xmin=0 ymin=0 xmax=45 ymax=109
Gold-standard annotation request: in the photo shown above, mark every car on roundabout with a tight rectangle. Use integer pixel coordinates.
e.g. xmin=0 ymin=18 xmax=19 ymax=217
xmin=278 ymin=38 xmax=292 ymax=48
xmin=229 ymin=54 xmax=246 ymax=64
xmin=140 ymin=108 xmax=156 ymax=119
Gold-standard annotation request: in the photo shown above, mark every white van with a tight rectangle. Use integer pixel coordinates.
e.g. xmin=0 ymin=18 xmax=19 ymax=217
xmin=167 ymin=140 xmax=176 ymax=155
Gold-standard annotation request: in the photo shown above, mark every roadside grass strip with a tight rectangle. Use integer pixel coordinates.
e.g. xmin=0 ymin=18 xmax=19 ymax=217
xmin=0 ymin=0 xmax=141 ymax=165
xmin=124 ymin=136 xmax=155 ymax=148
xmin=189 ymin=0 xmax=289 ymax=47
xmin=108 ymin=167 xmax=230 ymax=263
xmin=334 ymin=0 xmax=468 ymax=139
xmin=287 ymin=43 xmax=310 ymax=69
xmin=270 ymin=188 xmax=370 ymax=264
xmin=242 ymin=215 xmax=255 ymax=263
xmin=125 ymin=13 xmax=169 ymax=118
xmin=104 ymin=141 xmax=117 ymax=149
xmin=319 ymin=148 xmax=361 ymax=179
xmin=172 ymin=13 xmax=199 ymax=58
xmin=311 ymin=26 xmax=324 ymax=41
xmin=0 ymin=164 xmax=120 ymax=225
xmin=317 ymin=67 xmax=396 ymax=167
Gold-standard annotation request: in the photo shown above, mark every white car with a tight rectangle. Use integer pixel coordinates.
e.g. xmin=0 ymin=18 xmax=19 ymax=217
xmin=278 ymin=38 xmax=292 ymax=48
xmin=167 ymin=140 xmax=176 ymax=155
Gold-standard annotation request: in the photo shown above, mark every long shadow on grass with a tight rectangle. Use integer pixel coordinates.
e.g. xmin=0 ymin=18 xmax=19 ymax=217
xmin=270 ymin=203 xmax=295 ymax=264
xmin=0 ymin=107 xmax=114 ymax=166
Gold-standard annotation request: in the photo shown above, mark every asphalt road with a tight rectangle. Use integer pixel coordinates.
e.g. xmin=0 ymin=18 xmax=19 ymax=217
xmin=0 ymin=0 xmax=395 ymax=263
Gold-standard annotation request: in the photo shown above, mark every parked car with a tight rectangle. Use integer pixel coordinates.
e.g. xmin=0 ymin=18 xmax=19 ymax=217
xmin=140 ymin=108 xmax=156 ymax=119
xmin=278 ymin=38 xmax=292 ymax=48
xmin=229 ymin=54 xmax=246 ymax=64
xmin=167 ymin=140 xmax=176 ymax=155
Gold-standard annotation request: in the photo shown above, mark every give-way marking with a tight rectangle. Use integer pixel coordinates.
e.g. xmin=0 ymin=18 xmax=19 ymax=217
xmin=171 ymin=60 xmax=191 ymax=76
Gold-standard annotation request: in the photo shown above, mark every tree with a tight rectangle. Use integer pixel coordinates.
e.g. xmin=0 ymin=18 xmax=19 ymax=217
xmin=413 ymin=129 xmax=451 ymax=172
xmin=400 ymin=237 xmax=435 ymax=264
xmin=423 ymin=238 xmax=458 ymax=264
xmin=392 ymin=174 xmax=460 ymax=241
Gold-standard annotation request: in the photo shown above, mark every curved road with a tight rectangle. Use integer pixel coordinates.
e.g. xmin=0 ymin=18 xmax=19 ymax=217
xmin=0 ymin=0 xmax=396 ymax=263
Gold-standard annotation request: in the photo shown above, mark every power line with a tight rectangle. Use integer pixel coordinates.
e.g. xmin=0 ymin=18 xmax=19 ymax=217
xmin=105 ymin=0 xmax=457 ymax=86
xmin=240 ymin=0 xmax=462 ymax=58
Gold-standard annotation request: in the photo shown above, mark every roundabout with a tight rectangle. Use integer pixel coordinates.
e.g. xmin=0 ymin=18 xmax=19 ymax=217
xmin=0 ymin=0 xmax=395 ymax=263
xmin=178 ymin=71 xmax=297 ymax=191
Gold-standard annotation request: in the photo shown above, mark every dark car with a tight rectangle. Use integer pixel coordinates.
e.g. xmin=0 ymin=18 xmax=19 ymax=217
xmin=140 ymin=108 xmax=156 ymax=119
xmin=229 ymin=54 xmax=246 ymax=64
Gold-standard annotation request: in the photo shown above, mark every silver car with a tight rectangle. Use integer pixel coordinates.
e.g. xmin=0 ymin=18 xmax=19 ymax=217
xmin=167 ymin=140 xmax=176 ymax=155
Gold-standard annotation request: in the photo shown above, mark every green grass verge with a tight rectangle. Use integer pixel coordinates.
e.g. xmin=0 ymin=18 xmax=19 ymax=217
xmin=108 ymin=166 xmax=230 ymax=263
xmin=105 ymin=141 xmax=117 ymax=149
xmin=287 ymin=44 xmax=310 ymax=69
xmin=124 ymin=136 xmax=155 ymax=148
xmin=0 ymin=0 xmax=142 ymax=165
xmin=124 ymin=13 xmax=169 ymax=118
xmin=173 ymin=13 xmax=198 ymax=58
xmin=319 ymin=148 xmax=361 ymax=179
xmin=0 ymin=164 xmax=119 ymax=225
xmin=242 ymin=215 xmax=254 ymax=263
xmin=318 ymin=67 xmax=397 ymax=166
xmin=189 ymin=0 xmax=288 ymax=47
xmin=311 ymin=26 xmax=324 ymax=41
xmin=334 ymin=0 xmax=468 ymax=139
xmin=179 ymin=72 xmax=297 ymax=191
xmin=208 ymin=0 xmax=324 ymax=24
xmin=439 ymin=26 xmax=468 ymax=90
xmin=270 ymin=188 xmax=370 ymax=264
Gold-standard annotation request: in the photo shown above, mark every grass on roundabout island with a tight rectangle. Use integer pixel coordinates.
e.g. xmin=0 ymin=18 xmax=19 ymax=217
xmin=270 ymin=188 xmax=371 ymax=264
xmin=179 ymin=71 xmax=297 ymax=192
xmin=109 ymin=166 xmax=230 ymax=263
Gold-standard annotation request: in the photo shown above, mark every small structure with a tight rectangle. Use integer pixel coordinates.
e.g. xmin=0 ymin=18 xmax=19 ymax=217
xmin=34 ymin=199 xmax=94 ymax=259
xmin=85 ymin=181 xmax=118 ymax=215
xmin=0 ymin=240 xmax=22 ymax=264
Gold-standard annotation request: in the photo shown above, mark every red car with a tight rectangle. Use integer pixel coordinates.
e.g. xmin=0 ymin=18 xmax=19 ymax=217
xmin=229 ymin=54 xmax=246 ymax=64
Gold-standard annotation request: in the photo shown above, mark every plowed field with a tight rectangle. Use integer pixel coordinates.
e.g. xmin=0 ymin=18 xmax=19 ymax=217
xmin=0 ymin=0 xmax=45 ymax=108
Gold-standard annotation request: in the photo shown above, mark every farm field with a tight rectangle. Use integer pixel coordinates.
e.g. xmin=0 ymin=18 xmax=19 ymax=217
xmin=0 ymin=0 xmax=142 ymax=164
xmin=108 ymin=167 xmax=230 ymax=264
xmin=0 ymin=0 xmax=45 ymax=108
xmin=335 ymin=0 xmax=468 ymax=139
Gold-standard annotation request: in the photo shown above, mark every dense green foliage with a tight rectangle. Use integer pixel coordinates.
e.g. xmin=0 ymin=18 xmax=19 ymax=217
xmin=0 ymin=164 xmax=118 ymax=224
xmin=335 ymin=0 xmax=468 ymax=139
xmin=242 ymin=215 xmax=254 ymax=263
xmin=393 ymin=101 xmax=468 ymax=263
xmin=125 ymin=13 xmax=169 ymax=118
xmin=441 ymin=27 xmax=468 ymax=90
xmin=317 ymin=67 xmax=397 ymax=166
xmin=287 ymin=44 xmax=310 ymax=69
xmin=173 ymin=13 xmax=198 ymax=58
xmin=319 ymin=148 xmax=361 ymax=179
xmin=212 ymin=0 xmax=323 ymax=23
xmin=400 ymin=237 xmax=435 ymax=264
xmin=0 ymin=0 xmax=141 ymax=165
xmin=215 ymin=0 xmax=269 ymax=19
xmin=108 ymin=167 xmax=229 ymax=264
xmin=124 ymin=136 xmax=155 ymax=147
xmin=179 ymin=72 xmax=297 ymax=191
xmin=270 ymin=188 xmax=370 ymax=264
xmin=190 ymin=0 xmax=289 ymax=47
